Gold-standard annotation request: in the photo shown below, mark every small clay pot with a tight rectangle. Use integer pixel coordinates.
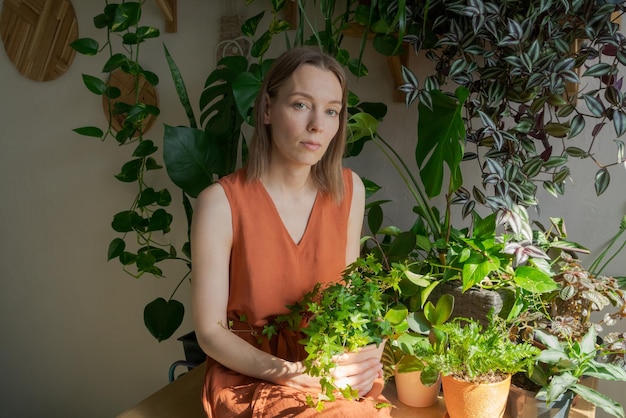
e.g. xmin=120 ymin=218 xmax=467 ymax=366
xmin=394 ymin=370 xmax=441 ymax=407
xmin=442 ymin=374 xmax=511 ymax=418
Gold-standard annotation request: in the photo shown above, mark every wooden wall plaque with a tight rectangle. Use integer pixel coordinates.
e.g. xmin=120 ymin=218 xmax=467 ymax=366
xmin=1 ymin=0 xmax=78 ymax=81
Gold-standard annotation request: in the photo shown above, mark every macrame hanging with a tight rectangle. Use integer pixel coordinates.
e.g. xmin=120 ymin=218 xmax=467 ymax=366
xmin=215 ymin=0 xmax=250 ymax=62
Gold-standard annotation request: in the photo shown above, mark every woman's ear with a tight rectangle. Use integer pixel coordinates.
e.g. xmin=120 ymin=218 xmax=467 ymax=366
xmin=263 ymin=94 xmax=271 ymax=125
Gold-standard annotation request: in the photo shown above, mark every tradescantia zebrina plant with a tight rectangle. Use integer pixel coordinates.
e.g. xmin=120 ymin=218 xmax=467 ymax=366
xmin=399 ymin=0 xmax=626 ymax=215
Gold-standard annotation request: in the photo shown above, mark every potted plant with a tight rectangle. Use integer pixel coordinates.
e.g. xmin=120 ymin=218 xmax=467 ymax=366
xmin=72 ymin=0 xmax=626 ymax=350
xmin=261 ymin=254 xmax=419 ymax=410
xmin=506 ymin=216 xmax=626 ymax=417
xmin=387 ymin=293 xmax=455 ymax=407
xmin=525 ymin=327 xmax=626 ymax=418
xmin=418 ymin=313 xmax=541 ymax=418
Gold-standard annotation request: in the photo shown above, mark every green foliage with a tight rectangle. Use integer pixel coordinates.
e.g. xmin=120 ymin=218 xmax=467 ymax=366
xmin=71 ymin=2 xmax=188 ymax=341
xmin=419 ymin=314 xmax=541 ymax=385
xmin=390 ymin=294 xmax=455 ymax=375
xmin=532 ymin=327 xmax=626 ymax=418
xmin=266 ymin=254 xmax=414 ymax=409
xmin=416 ymin=87 xmax=468 ymax=199
xmin=400 ymin=0 xmax=626 ymax=206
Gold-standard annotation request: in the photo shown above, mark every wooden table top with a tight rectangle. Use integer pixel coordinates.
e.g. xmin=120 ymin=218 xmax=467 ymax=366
xmin=117 ymin=362 xmax=592 ymax=418
xmin=116 ymin=363 xmax=449 ymax=418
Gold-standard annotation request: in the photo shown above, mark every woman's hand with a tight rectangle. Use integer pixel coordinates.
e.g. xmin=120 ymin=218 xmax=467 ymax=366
xmin=282 ymin=345 xmax=383 ymax=397
xmin=331 ymin=346 xmax=384 ymax=397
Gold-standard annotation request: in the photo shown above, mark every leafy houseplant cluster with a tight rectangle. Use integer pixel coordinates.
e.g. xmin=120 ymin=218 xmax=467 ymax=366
xmin=71 ymin=2 xmax=247 ymax=341
xmin=418 ymin=314 xmax=541 ymax=385
xmin=262 ymin=254 xmax=419 ymax=410
xmin=503 ymin=216 xmax=626 ymax=417
xmin=531 ymin=327 xmax=626 ymax=418
xmin=399 ymin=0 xmax=626 ymax=209
xmin=72 ymin=0 xmax=626 ymax=416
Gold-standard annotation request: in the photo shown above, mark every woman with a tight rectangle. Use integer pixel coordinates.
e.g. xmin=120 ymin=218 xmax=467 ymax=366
xmin=191 ymin=47 xmax=391 ymax=417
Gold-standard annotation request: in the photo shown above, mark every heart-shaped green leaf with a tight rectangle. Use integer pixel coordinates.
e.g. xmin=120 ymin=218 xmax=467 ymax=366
xmin=144 ymin=298 xmax=184 ymax=342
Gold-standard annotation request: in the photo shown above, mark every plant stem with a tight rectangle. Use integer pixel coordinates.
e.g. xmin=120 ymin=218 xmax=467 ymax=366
xmin=372 ymin=134 xmax=442 ymax=239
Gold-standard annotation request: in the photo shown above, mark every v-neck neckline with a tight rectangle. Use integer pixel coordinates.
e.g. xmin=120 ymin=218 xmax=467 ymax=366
xmin=258 ymin=181 xmax=319 ymax=247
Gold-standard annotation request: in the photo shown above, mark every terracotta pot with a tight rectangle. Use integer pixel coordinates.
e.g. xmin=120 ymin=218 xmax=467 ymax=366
xmin=394 ymin=370 xmax=441 ymax=407
xmin=508 ymin=384 xmax=574 ymax=418
xmin=345 ymin=340 xmax=386 ymax=363
xmin=441 ymin=374 xmax=511 ymax=418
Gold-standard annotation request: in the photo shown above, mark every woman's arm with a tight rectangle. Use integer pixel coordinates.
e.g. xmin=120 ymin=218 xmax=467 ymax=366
xmin=191 ymin=183 xmax=320 ymax=389
xmin=191 ymin=178 xmax=379 ymax=395
xmin=346 ymin=171 xmax=366 ymax=265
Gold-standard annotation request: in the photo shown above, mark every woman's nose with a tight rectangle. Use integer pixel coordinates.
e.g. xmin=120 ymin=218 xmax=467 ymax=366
xmin=307 ymin=109 xmax=324 ymax=132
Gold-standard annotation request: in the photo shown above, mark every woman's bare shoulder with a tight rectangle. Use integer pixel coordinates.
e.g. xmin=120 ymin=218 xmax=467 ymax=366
xmin=195 ymin=182 xmax=230 ymax=217
xmin=350 ymin=170 xmax=365 ymax=197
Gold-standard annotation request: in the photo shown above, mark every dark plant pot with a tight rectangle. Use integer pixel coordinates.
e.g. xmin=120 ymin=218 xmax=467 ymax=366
xmin=429 ymin=281 xmax=515 ymax=327
xmin=177 ymin=330 xmax=206 ymax=366
xmin=508 ymin=384 xmax=574 ymax=418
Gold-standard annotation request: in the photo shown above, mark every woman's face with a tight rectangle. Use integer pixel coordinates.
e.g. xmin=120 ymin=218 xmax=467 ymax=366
xmin=263 ymin=64 xmax=343 ymax=169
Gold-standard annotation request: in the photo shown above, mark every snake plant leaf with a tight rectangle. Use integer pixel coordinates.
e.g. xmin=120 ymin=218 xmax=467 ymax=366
xmin=416 ymin=87 xmax=468 ymax=198
xmin=144 ymin=297 xmax=184 ymax=342
xmin=164 ymin=44 xmax=196 ymax=128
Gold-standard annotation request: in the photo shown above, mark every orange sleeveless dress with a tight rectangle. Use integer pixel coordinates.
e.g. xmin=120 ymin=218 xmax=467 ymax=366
xmin=201 ymin=168 xmax=391 ymax=418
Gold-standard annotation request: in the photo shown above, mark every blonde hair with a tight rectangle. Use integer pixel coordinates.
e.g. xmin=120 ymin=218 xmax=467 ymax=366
xmin=246 ymin=47 xmax=348 ymax=202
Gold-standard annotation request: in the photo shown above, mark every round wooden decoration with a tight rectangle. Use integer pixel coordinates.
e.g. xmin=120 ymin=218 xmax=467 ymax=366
xmin=103 ymin=69 xmax=159 ymax=136
xmin=0 ymin=0 xmax=78 ymax=81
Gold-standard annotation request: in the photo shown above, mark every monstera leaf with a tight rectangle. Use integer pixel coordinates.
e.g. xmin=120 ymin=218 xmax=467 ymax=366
xmin=416 ymin=87 xmax=468 ymax=198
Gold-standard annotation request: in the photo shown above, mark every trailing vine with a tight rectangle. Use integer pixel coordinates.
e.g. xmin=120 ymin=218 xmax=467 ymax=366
xmin=71 ymin=1 xmax=188 ymax=341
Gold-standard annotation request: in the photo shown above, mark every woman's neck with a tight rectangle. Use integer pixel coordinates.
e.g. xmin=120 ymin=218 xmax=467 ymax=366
xmin=262 ymin=164 xmax=316 ymax=197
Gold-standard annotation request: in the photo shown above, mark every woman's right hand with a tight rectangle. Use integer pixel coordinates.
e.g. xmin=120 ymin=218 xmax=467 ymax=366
xmin=284 ymin=347 xmax=383 ymax=397
xmin=331 ymin=347 xmax=384 ymax=397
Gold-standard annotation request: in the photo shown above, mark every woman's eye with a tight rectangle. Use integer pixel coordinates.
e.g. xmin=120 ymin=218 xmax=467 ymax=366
xmin=294 ymin=102 xmax=307 ymax=110
xmin=326 ymin=109 xmax=339 ymax=116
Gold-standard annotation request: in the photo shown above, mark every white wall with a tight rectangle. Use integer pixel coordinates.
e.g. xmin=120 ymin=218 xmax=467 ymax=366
xmin=0 ymin=1 xmax=623 ymax=417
